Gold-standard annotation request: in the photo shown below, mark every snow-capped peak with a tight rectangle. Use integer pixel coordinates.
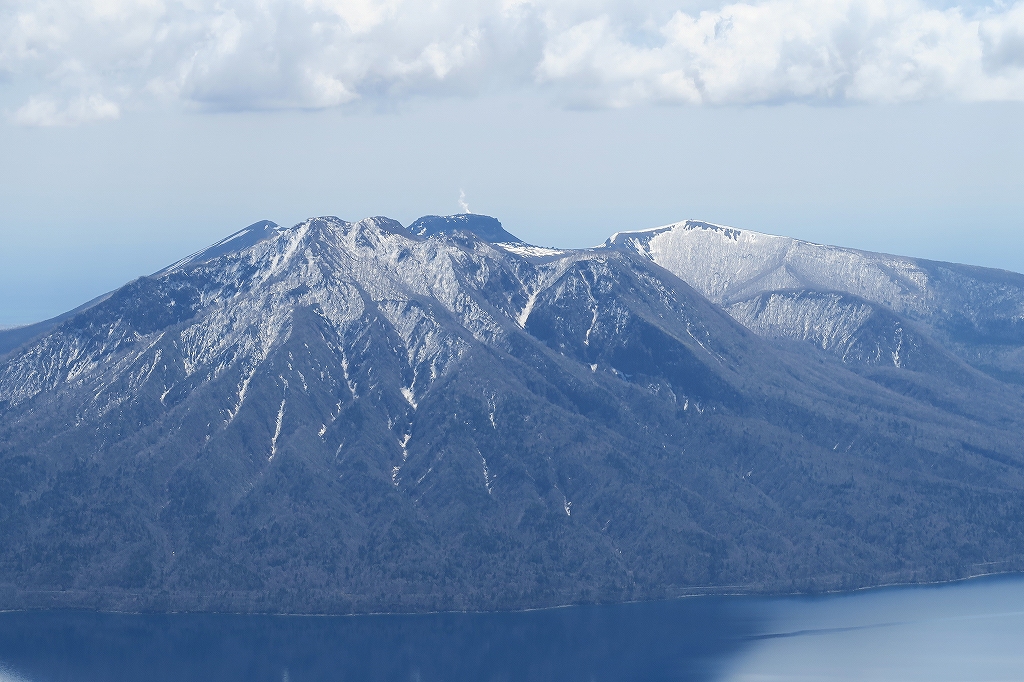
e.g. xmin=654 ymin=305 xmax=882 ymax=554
xmin=159 ymin=220 xmax=282 ymax=274
xmin=607 ymin=218 xmax=936 ymax=317
xmin=605 ymin=219 xmax=750 ymax=250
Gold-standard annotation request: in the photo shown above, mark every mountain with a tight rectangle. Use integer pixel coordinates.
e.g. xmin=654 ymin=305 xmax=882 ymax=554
xmin=1 ymin=215 xmax=1024 ymax=615
xmin=409 ymin=214 xmax=523 ymax=244
xmin=611 ymin=220 xmax=1024 ymax=383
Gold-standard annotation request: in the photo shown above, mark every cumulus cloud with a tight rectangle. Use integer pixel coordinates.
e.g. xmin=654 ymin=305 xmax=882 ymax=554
xmin=538 ymin=0 xmax=1024 ymax=105
xmin=2 ymin=0 xmax=1023 ymax=123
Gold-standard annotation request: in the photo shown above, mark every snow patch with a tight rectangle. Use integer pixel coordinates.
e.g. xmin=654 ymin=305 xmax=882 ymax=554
xmin=496 ymin=243 xmax=567 ymax=258
xmin=339 ymin=349 xmax=358 ymax=398
xmin=267 ymin=223 xmax=311 ymax=280
xmin=487 ymin=394 xmax=497 ymax=429
xmin=480 ymin=450 xmax=494 ymax=494
xmin=518 ymin=289 xmax=542 ymax=328
xmin=227 ymin=366 xmax=258 ymax=423
xmin=269 ymin=398 xmax=286 ymax=461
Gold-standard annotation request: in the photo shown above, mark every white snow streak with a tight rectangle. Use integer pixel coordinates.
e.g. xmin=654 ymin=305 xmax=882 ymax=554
xmin=685 ymin=323 xmax=725 ymax=365
xmin=487 ymin=395 xmax=497 ymax=429
xmin=267 ymin=224 xmax=311 ymax=280
xmin=518 ymin=289 xmax=542 ymax=328
xmin=339 ymin=350 xmax=357 ymax=398
xmin=480 ymin=450 xmax=494 ymax=494
xmin=269 ymin=398 xmax=285 ymax=461
xmin=227 ymin=366 xmax=258 ymax=423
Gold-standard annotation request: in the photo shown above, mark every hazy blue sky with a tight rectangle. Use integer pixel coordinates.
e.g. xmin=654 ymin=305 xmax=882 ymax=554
xmin=2 ymin=0 xmax=1023 ymax=326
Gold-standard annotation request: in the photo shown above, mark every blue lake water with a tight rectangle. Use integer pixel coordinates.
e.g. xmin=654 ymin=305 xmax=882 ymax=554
xmin=1 ymin=575 xmax=1023 ymax=681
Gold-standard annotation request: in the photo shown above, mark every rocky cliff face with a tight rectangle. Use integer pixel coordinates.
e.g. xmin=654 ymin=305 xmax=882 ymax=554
xmin=2 ymin=214 xmax=1024 ymax=614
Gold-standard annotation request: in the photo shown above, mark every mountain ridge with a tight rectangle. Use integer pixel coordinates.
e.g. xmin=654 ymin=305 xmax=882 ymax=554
xmin=609 ymin=218 xmax=1024 ymax=383
xmin=2 ymin=213 xmax=1024 ymax=614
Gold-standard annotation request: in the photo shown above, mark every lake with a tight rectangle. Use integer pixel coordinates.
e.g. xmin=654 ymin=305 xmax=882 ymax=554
xmin=1 ymin=574 xmax=1023 ymax=681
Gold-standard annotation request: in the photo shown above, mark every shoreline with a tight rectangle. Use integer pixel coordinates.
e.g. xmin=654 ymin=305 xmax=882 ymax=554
xmin=2 ymin=569 xmax=1022 ymax=619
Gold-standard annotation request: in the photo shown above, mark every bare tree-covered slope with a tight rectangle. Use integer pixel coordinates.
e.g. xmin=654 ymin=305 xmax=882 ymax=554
xmin=1 ymin=214 xmax=1024 ymax=614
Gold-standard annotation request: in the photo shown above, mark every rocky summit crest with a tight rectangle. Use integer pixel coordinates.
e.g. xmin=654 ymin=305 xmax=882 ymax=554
xmin=409 ymin=214 xmax=523 ymax=244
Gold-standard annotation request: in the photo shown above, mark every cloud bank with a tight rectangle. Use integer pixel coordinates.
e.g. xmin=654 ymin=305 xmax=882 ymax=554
xmin=3 ymin=0 xmax=1023 ymax=123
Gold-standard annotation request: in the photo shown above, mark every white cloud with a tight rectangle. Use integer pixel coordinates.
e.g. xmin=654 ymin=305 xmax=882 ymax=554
xmin=2 ymin=0 xmax=1023 ymax=123
xmin=13 ymin=93 xmax=120 ymax=125
xmin=538 ymin=0 xmax=1024 ymax=105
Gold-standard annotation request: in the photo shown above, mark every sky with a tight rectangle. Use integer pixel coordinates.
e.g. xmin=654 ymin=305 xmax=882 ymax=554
xmin=1 ymin=0 xmax=1023 ymax=327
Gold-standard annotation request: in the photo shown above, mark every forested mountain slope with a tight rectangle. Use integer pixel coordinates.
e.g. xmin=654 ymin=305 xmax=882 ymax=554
xmin=1 ymin=215 xmax=1023 ymax=614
